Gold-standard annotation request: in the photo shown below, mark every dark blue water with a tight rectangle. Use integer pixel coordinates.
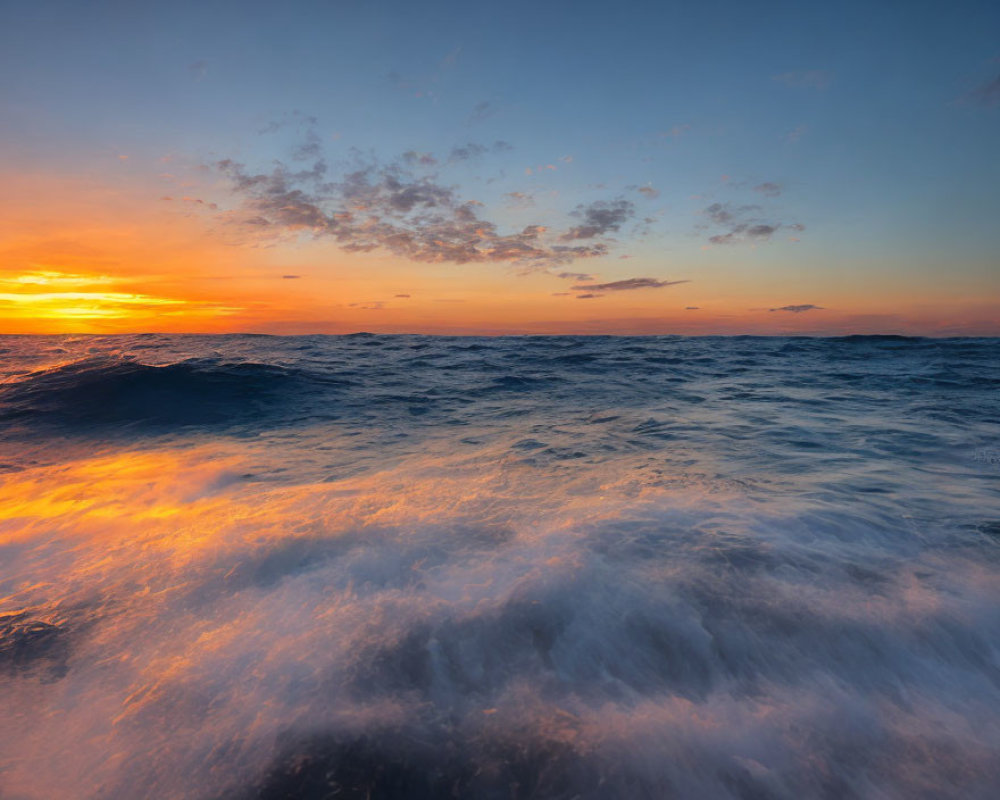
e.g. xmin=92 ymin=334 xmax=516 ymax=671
xmin=1 ymin=335 xmax=998 ymax=798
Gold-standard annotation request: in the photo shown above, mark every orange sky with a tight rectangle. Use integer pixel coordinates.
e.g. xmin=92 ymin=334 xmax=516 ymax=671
xmin=1 ymin=167 xmax=996 ymax=336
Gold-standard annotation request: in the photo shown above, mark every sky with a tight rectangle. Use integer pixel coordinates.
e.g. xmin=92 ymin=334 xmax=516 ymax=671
xmin=1 ymin=0 xmax=998 ymax=335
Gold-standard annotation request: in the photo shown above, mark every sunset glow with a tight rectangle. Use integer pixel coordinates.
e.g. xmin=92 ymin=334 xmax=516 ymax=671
xmin=1 ymin=1 xmax=996 ymax=335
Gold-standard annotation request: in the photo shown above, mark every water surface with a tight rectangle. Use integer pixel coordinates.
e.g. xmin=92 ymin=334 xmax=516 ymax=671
xmin=1 ymin=334 xmax=998 ymax=798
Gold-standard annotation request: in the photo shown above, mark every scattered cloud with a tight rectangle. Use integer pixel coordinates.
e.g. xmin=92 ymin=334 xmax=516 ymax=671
xmin=768 ymin=304 xmax=824 ymax=313
xmin=258 ymin=110 xmax=318 ymax=135
xmin=772 ymin=70 xmax=832 ymax=90
xmin=554 ymin=271 xmax=595 ymax=281
xmin=571 ymin=277 xmax=689 ymax=292
xmin=560 ymin=199 xmax=635 ymax=241
xmin=575 ymin=293 xmax=602 ymax=299
xmin=467 ymin=101 xmax=495 ymax=124
xmin=551 ymin=292 xmax=571 ymax=296
xmin=634 ymin=184 xmax=660 ymax=199
xmin=217 ymin=139 xmax=626 ymax=268
xmin=752 ymin=182 xmax=782 ymax=197
xmin=402 ymin=151 xmax=438 ymax=167
xmin=701 ymin=202 xmax=803 ymax=246
xmin=394 ymin=293 xmax=411 ymax=298
xmin=281 ymin=274 xmax=301 ymax=279
xmin=448 ymin=142 xmax=488 ymax=162
xmin=348 ymin=301 xmax=385 ymax=310
xmin=685 ymin=306 xmax=700 ymax=310
xmin=504 ymin=191 xmax=535 ymax=209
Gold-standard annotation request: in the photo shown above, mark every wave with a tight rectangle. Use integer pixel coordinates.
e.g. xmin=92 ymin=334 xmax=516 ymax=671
xmin=0 ymin=357 xmax=317 ymax=428
xmin=1 ymin=445 xmax=998 ymax=799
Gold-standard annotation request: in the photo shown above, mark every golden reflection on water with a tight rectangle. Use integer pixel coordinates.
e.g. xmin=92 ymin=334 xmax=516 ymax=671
xmin=1 ymin=440 xmax=997 ymax=798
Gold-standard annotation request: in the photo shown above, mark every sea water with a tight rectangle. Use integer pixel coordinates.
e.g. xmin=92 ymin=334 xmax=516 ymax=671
xmin=0 ymin=334 xmax=998 ymax=798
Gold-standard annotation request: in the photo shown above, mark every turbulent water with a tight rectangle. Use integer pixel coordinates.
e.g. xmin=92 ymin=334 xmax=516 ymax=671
xmin=1 ymin=334 xmax=998 ymax=799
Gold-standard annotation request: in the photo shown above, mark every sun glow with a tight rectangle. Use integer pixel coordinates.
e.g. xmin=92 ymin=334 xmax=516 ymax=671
xmin=0 ymin=271 xmax=242 ymax=325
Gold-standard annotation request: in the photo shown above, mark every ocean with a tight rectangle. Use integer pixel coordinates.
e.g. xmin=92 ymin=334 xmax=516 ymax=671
xmin=1 ymin=334 xmax=998 ymax=799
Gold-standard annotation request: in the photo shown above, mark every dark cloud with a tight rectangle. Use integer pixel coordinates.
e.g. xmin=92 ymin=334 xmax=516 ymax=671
xmin=753 ymin=182 xmax=782 ymax=197
xmin=702 ymin=203 xmax=803 ymax=245
xmin=281 ymin=274 xmax=301 ymax=279
xmin=561 ymin=199 xmax=635 ymax=241
xmin=571 ymin=277 xmax=689 ymax=292
xmin=685 ymin=306 xmax=700 ymax=310
xmin=768 ymin=304 xmax=824 ymax=313
xmin=554 ymin=271 xmax=594 ymax=281
xmin=217 ymin=140 xmax=624 ymax=268
xmin=575 ymin=293 xmax=602 ymax=299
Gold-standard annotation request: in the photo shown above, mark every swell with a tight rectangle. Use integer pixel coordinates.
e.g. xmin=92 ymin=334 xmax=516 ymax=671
xmin=0 ymin=357 xmax=333 ymax=429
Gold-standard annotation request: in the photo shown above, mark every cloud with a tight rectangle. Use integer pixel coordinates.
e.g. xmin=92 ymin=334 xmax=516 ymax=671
xmin=772 ymin=70 xmax=832 ymax=90
xmin=448 ymin=142 xmax=488 ymax=162
xmin=401 ymin=151 xmax=438 ymax=167
xmin=560 ymin=199 xmax=635 ymax=241
xmin=701 ymin=203 xmax=803 ymax=246
xmin=570 ymin=277 xmax=688 ymax=292
xmin=635 ymin=184 xmax=660 ymax=199
xmin=258 ymin=111 xmax=318 ymax=135
xmin=685 ymin=306 xmax=700 ymax=310
xmin=768 ymin=304 xmax=824 ymax=313
xmin=347 ymin=301 xmax=385 ymax=310
xmin=394 ymin=293 xmax=411 ymax=298
xmin=963 ymin=74 xmax=1000 ymax=106
xmin=753 ymin=182 xmax=782 ymax=197
xmin=467 ymin=101 xmax=494 ymax=124
xmin=575 ymin=293 xmax=602 ymax=299
xmin=503 ymin=191 xmax=535 ymax=209
xmin=281 ymin=275 xmax=301 ymax=279
xmin=551 ymin=292 xmax=571 ymax=296
xmin=217 ymin=143 xmax=624 ymax=268
xmin=554 ymin=271 xmax=594 ymax=281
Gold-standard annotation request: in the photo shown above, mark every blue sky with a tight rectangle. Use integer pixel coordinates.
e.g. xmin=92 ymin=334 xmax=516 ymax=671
xmin=1 ymin=0 xmax=998 ymax=333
